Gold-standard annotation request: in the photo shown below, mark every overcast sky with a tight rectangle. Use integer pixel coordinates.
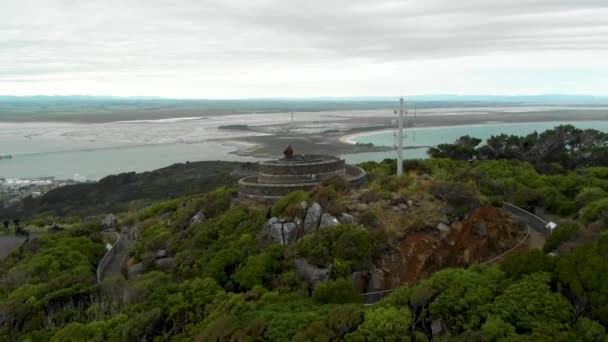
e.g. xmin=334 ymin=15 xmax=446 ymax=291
xmin=1 ymin=0 xmax=607 ymax=98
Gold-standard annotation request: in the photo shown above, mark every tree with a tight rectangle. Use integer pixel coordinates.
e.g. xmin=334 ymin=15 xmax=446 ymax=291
xmin=485 ymin=273 xmax=574 ymax=333
xmin=345 ymin=306 xmax=412 ymax=342
xmin=312 ymin=279 xmax=360 ymax=304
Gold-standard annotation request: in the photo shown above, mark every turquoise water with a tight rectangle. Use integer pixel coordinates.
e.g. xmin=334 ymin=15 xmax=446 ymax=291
xmin=0 ymin=142 xmax=258 ymax=180
xmin=343 ymin=121 xmax=608 ymax=164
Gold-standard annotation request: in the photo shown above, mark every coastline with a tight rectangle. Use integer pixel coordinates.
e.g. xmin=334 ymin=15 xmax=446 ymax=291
xmin=338 ymin=119 xmax=608 ymax=145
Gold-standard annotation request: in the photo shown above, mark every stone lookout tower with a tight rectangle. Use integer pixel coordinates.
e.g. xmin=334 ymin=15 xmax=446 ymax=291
xmin=238 ymin=145 xmax=366 ymax=201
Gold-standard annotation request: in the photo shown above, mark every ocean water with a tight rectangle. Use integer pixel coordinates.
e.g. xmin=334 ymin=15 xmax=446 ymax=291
xmin=343 ymin=121 xmax=608 ymax=164
xmin=2 ymin=117 xmax=608 ymax=180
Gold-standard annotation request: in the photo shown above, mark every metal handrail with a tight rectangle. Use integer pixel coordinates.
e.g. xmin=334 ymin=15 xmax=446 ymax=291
xmin=96 ymin=230 xmax=120 ymax=284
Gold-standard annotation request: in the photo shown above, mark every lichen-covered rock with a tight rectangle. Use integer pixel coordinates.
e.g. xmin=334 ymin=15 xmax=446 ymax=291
xmin=270 ymin=223 xmax=284 ymax=244
xmin=128 ymin=263 xmax=145 ymax=279
xmin=264 ymin=217 xmax=279 ymax=231
xmin=319 ymin=213 xmax=340 ymax=228
xmin=294 ymin=217 xmax=303 ymax=230
xmin=340 ymin=213 xmax=357 ymax=225
xmin=101 ymin=214 xmax=116 ymax=228
xmin=155 ymin=249 xmax=168 ymax=259
xmin=190 ymin=210 xmax=206 ymax=225
xmin=299 ymin=201 xmax=308 ymax=211
xmin=436 ymin=223 xmax=450 ymax=235
xmin=367 ymin=268 xmax=385 ymax=292
xmin=155 ymin=257 xmax=175 ymax=271
xmin=303 ymin=202 xmax=323 ymax=234
xmin=282 ymin=222 xmax=298 ymax=244
xmin=294 ymin=258 xmax=331 ymax=288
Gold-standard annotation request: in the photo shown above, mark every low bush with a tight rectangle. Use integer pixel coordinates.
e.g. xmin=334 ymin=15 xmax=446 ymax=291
xmin=580 ymin=198 xmax=608 ymax=224
xmin=272 ymin=190 xmax=309 ymax=217
xmin=544 ymin=222 xmax=582 ymax=253
xmin=312 ymin=278 xmax=360 ymax=304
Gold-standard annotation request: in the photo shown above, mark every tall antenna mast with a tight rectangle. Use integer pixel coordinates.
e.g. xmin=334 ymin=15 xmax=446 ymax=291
xmin=397 ymin=97 xmax=404 ymax=176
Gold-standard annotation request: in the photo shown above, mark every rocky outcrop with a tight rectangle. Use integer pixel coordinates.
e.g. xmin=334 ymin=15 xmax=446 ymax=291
xmin=340 ymin=213 xmax=356 ymax=225
xmin=190 ymin=210 xmax=206 ymax=225
xmin=282 ymin=222 xmax=298 ymax=244
xmin=270 ymin=223 xmax=284 ymax=244
xmin=303 ymin=202 xmax=323 ymax=234
xmin=350 ymin=271 xmax=369 ymax=293
xmin=102 ymin=214 xmax=116 ymax=228
xmin=379 ymin=207 xmax=524 ymax=289
xmin=295 ymin=258 xmax=331 ymax=288
xmin=155 ymin=249 xmax=168 ymax=259
xmin=128 ymin=263 xmax=145 ymax=279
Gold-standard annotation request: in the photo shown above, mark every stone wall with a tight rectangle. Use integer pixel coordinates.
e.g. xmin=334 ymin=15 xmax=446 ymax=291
xmin=238 ymin=177 xmax=319 ymax=199
xmin=258 ymin=158 xmax=345 ymax=177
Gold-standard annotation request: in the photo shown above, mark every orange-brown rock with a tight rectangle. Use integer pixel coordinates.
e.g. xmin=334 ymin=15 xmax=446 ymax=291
xmin=378 ymin=207 xmax=523 ymax=289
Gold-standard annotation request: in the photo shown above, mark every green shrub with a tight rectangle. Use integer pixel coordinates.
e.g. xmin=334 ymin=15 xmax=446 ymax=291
xmin=345 ymin=306 xmax=412 ymax=341
xmin=322 ymin=176 xmax=351 ymax=194
xmin=311 ymin=186 xmax=338 ymax=209
xmin=272 ymin=190 xmax=309 ymax=217
xmin=430 ymin=180 xmax=479 ymax=216
xmin=359 ymin=210 xmax=378 ymax=228
xmin=327 ymin=304 xmax=364 ymax=338
xmin=312 ymin=278 xmax=360 ymax=304
xmin=359 ymin=190 xmax=380 ymax=204
xmin=138 ymin=198 xmax=181 ymax=221
xmin=544 ymin=222 xmax=582 ymax=253
xmin=576 ymin=187 xmax=608 ymax=210
xmin=376 ymin=175 xmax=412 ymax=193
xmin=291 ymin=225 xmax=373 ymax=271
xmin=581 ymin=198 xmax=608 ymax=224
xmin=500 ymin=250 xmax=556 ymax=280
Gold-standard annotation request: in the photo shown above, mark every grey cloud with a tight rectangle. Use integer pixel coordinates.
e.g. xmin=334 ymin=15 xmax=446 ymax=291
xmin=0 ymin=0 xmax=606 ymax=90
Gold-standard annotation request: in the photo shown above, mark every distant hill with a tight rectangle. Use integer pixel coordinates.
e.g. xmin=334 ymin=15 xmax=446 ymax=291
xmin=1 ymin=95 xmax=607 ymax=123
xmin=0 ymin=160 xmax=255 ymax=219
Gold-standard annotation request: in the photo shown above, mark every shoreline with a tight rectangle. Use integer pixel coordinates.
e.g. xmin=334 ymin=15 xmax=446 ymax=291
xmin=338 ymin=119 xmax=608 ymax=145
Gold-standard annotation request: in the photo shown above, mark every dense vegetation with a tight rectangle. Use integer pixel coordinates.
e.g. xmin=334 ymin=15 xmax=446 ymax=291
xmin=429 ymin=125 xmax=608 ymax=170
xmin=2 ymin=126 xmax=608 ymax=341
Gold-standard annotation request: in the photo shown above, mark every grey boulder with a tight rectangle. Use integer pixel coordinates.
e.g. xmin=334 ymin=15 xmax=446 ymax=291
xmin=128 ymin=263 xmax=145 ymax=279
xmin=340 ymin=213 xmax=357 ymax=225
xmin=294 ymin=258 xmax=331 ymax=288
xmin=155 ymin=249 xmax=168 ymax=259
xmin=190 ymin=210 xmax=206 ymax=225
xmin=270 ymin=223 xmax=284 ymax=244
xmin=303 ymin=202 xmax=323 ymax=234
xmin=319 ymin=213 xmax=340 ymax=228
xmin=101 ymin=214 xmax=116 ymax=228
xmin=282 ymin=222 xmax=299 ymax=245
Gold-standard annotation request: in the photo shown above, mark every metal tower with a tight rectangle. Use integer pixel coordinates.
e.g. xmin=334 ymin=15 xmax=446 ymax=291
xmin=397 ymin=97 xmax=405 ymax=176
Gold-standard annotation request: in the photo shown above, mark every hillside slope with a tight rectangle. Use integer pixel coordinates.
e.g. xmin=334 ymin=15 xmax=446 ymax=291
xmin=1 ymin=160 xmax=255 ymax=218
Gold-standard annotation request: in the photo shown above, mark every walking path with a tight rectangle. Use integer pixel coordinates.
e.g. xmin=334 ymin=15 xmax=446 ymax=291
xmin=98 ymin=231 xmax=132 ymax=282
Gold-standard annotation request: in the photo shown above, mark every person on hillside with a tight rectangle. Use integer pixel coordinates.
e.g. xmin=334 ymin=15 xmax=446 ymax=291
xmin=2 ymin=220 xmax=8 ymax=233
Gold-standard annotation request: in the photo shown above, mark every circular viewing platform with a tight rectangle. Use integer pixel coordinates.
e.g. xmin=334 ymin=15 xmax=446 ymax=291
xmin=239 ymin=154 xmax=366 ymax=201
